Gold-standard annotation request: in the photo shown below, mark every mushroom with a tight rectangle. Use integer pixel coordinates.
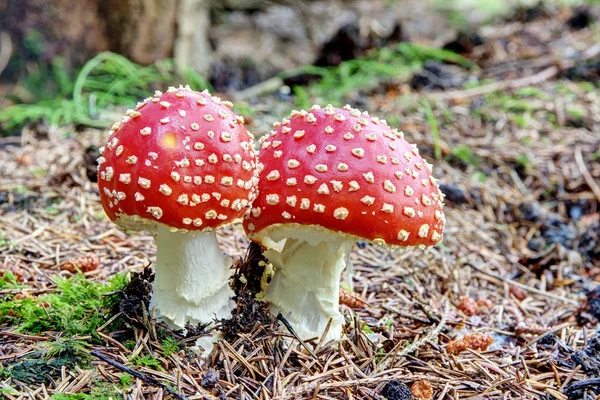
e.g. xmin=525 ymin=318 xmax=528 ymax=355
xmin=243 ymin=104 xmax=445 ymax=342
xmin=97 ymin=86 xmax=258 ymax=330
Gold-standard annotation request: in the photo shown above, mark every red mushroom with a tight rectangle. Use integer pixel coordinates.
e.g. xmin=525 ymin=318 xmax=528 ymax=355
xmin=98 ymin=86 xmax=258 ymax=330
xmin=243 ymin=104 xmax=445 ymax=341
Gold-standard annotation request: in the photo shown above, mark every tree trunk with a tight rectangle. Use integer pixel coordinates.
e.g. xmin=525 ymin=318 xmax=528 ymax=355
xmin=100 ymin=0 xmax=178 ymax=66
xmin=0 ymin=0 xmax=109 ymax=80
xmin=174 ymin=0 xmax=211 ymax=75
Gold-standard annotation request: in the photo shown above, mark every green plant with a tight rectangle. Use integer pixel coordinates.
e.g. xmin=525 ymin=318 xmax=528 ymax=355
xmin=161 ymin=337 xmax=181 ymax=358
xmin=451 ymin=144 xmax=479 ymax=166
xmin=119 ymin=373 xmax=133 ymax=387
xmin=287 ymin=43 xmax=475 ymax=107
xmin=0 ymin=273 xmax=127 ymax=338
xmin=0 ymin=271 xmax=25 ymax=289
xmin=41 ymin=338 xmax=91 ymax=366
xmin=0 ymin=52 xmax=210 ymax=132
xmin=422 ymin=99 xmax=442 ymax=160
xmin=516 ymin=154 xmax=530 ymax=168
xmin=132 ymin=354 xmax=163 ymax=370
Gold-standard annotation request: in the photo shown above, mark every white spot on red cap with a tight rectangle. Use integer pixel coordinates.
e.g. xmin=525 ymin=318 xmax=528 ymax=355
xmin=177 ymin=194 xmax=189 ymax=205
xmin=352 ymin=148 xmax=365 ymax=158
xmin=330 ymin=181 xmax=343 ymax=192
xmin=147 ymin=207 xmax=163 ymax=219
xmin=397 ymin=230 xmax=409 ymax=241
xmin=286 ymin=196 xmax=297 ymax=207
xmin=221 ymin=177 xmax=233 ymax=186
xmin=361 ymin=196 xmax=375 ymax=206
xmin=362 ymin=172 xmax=375 ymax=183
xmin=138 ymin=177 xmax=151 ymax=189
xmin=384 ymin=180 xmax=396 ymax=193
xmin=266 ymin=170 xmax=280 ymax=181
xmin=317 ymin=183 xmax=330 ymax=195
xmin=266 ymin=194 xmax=279 ymax=205
xmin=304 ymin=175 xmax=317 ymax=184
xmin=159 ymin=184 xmax=172 ymax=196
xmin=334 ymin=207 xmax=349 ymax=220
xmin=119 ymin=173 xmax=131 ymax=184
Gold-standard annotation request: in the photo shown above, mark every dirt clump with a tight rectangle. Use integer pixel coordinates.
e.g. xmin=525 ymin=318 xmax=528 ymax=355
xmin=119 ymin=266 xmax=154 ymax=319
xmin=381 ymin=380 xmax=413 ymax=400
xmin=217 ymin=241 xmax=273 ymax=341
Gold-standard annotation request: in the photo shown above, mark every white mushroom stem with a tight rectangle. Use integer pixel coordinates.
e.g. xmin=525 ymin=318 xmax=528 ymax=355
xmin=150 ymin=224 xmax=236 ymax=330
xmin=260 ymin=227 xmax=353 ymax=342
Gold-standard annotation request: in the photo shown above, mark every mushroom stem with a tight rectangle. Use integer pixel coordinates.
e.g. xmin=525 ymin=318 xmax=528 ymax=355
xmin=263 ymin=231 xmax=353 ymax=342
xmin=150 ymin=224 xmax=236 ymax=329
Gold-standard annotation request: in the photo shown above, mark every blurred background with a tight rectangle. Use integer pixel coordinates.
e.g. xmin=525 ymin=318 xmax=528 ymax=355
xmin=0 ymin=0 xmax=598 ymax=137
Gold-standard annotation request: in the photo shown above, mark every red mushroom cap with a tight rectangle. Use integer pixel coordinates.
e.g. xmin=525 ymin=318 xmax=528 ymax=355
xmin=244 ymin=104 xmax=445 ymax=247
xmin=97 ymin=87 xmax=258 ymax=231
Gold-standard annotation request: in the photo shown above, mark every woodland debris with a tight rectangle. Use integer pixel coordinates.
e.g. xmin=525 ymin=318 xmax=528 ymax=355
xmin=447 ymin=332 xmax=494 ymax=355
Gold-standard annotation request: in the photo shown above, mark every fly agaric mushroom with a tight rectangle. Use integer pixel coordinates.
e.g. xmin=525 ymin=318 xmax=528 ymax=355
xmin=243 ymin=104 xmax=445 ymax=341
xmin=98 ymin=86 xmax=258 ymax=329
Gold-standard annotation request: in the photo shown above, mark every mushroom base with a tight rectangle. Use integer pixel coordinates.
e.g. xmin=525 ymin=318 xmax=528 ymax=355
xmin=261 ymin=227 xmax=353 ymax=342
xmin=150 ymin=225 xmax=236 ymax=330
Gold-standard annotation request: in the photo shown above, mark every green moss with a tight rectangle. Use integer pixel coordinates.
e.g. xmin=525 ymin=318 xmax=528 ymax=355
xmin=49 ymin=382 xmax=122 ymax=400
xmin=0 ymin=271 xmax=26 ymax=289
xmin=0 ymin=273 xmax=127 ymax=339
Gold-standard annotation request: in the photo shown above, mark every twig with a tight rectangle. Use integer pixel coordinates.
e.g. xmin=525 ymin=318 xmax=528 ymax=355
xmin=275 ymin=312 xmax=320 ymax=362
xmin=0 ymin=31 xmax=12 ymax=77
xmin=574 ymin=146 xmax=600 ymax=202
xmin=231 ymin=76 xmax=284 ymax=101
xmin=90 ymin=350 xmax=188 ymax=400
xmin=469 ymin=264 xmax=580 ymax=305
xmin=564 ymin=378 xmax=600 ymax=394
xmin=428 ymin=66 xmax=558 ymax=100
xmin=375 ymin=301 xmax=449 ymax=372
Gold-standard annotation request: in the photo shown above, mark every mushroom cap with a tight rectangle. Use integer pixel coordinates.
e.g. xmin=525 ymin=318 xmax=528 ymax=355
xmin=244 ymin=104 xmax=445 ymax=248
xmin=98 ymin=87 xmax=258 ymax=232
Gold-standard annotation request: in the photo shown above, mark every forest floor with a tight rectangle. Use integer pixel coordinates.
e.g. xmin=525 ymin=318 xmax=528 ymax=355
xmin=1 ymin=4 xmax=600 ymax=400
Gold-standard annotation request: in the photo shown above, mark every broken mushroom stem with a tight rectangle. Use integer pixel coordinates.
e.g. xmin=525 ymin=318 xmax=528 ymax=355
xmin=261 ymin=226 xmax=353 ymax=342
xmin=151 ymin=224 xmax=235 ymax=329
